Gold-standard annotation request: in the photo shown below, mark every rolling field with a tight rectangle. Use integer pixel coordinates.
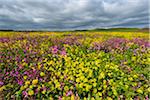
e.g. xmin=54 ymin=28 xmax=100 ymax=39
xmin=0 ymin=31 xmax=150 ymax=99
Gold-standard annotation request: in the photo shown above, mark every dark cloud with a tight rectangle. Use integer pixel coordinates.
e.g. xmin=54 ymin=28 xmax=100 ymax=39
xmin=0 ymin=0 xmax=149 ymax=30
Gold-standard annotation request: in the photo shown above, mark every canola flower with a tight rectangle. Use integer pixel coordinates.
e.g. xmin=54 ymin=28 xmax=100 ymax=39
xmin=28 ymin=90 xmax=34 ymax=96
xmin=32 ymin=79 xmax=38 ymax=85
xmin=0 ymin=31 xmax=149 ymax=99
xmin=40 ymin=72 xmax=45 ymax=77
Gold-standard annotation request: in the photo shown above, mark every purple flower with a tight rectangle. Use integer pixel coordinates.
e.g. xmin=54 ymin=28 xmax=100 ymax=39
xmin=24 ymin=71 xmax=28 ymax=75
xmin=6 ymin=72 xmax=9 ymax=75
xmin=33 ymin=69 xmax=37 ymax=74
xmin=15 ymin=71 xmax=19 ymax=75
xmin=0 ymin=37 xmax=10 ymax=43
xmin=39 ymin=78 xmax=43 ymax=81
xmin=35 ymin=88 xmax=39 ymax=94
xmin=17 ymin=79 xmax=23 ymax=86
xmin=131 ymin=38 xmax=150 ymax=47
xmin=60 ymin=50 xmax=66 ymax=56
xmin=91 ymin=38 xmax=130 ymax=52
xmin=0 ymin=81 xmax=4 ymax=85
xmin=51 ymin=46 xmax=59 ymax=54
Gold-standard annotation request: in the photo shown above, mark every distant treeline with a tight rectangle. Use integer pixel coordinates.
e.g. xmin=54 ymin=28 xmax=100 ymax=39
xmin=0 ymin=28 xmax=149 ymax=32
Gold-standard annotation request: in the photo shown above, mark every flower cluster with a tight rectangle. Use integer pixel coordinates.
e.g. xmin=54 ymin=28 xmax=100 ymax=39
xmin=0 ymin=31 xmax=149 ymax=99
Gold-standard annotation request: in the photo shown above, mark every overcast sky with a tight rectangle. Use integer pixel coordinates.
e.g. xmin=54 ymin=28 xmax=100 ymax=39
xmin=0 ymin=0 xmax=149 ymax=30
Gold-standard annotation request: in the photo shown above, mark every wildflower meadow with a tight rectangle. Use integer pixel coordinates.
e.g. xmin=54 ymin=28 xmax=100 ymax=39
xmin=0 ymin=31 xmax=149 ymax=100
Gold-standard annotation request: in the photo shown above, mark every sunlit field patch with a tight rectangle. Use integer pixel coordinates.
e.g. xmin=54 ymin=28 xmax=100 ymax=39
xmin=0 ymin=31 xmax=149 ymax=99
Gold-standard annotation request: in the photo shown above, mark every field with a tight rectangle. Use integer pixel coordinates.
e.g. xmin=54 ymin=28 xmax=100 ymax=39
xmin=0 ymin=30 xmax=150 ymax=100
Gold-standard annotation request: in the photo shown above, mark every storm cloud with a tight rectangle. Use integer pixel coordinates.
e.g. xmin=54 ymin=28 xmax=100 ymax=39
xmin=0 ymin=0 xmax=149 ymax=30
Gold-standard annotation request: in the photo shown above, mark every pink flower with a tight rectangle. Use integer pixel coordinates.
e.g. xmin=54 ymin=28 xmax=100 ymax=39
xmin=24 ymin=71 xmax=28 ymax=75
xmin=33 ymin=69 xmax=37 ymax=75
xmin=17 ymin=79 xmax=23 ymax=86
xmin=24 ymin=58 xmax=27 ymax=62
xmin=60 ymin=50 xmax=66 ymax=56
xmin=76 ymin=93 xmax=79 ymax=97
xmin=35 ymin=88 xmax=39 ymax=94
xmin=66 ymin=91 xmax=73 ymax=96
xmin=6 ymin=72 xmax=9 ymax=75
xmin=26 ymin=47 xmax=29 ymax=50
xmin=39 ymin=78 xmax=43 ymax=81
xmin=15 ymin=71 xmax=19 ymax=75
xmin=51 ymin=46 xmax=59 ymax=54
xmin=146 ymin=96 xmax=149 ymax=100
xmin=58 ymin=96 xmax=62 ymax=100
xmin=22 ymin=91 xmax=28 ymax=97
xmin=0 ymin=81 xmax=4 ymax=85
xmin=18 ymin=64 xmax=23 ymax=69
xmin=64 ymin=75 xmax=67 ymax=79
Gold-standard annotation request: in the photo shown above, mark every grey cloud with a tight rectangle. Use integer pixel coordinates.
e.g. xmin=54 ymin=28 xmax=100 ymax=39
xmin=0 ymin=0 xmax=149 ymax=30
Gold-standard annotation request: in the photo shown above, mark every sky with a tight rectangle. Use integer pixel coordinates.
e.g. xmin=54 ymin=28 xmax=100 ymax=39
xmin=0 ymin=0 xmax=149 ymax=30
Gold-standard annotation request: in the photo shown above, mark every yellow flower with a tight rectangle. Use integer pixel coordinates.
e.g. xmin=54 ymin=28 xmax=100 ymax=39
xmin=71 ymin=95 xmax=75 ymax=100
xmin=147 ymin=87 xmax=150 ymax=92
xmin=93 ymin=82 xmax=97 ymax=87
xmin=40 ymin=72 xmax=45 ymax=77
xmin=130 ymin=98 xmax=133 ymax=100
xmin=85 ymin=85 xmax=92 ymax=91
xmin=24 ymin=84 xmax=28 ymax=88
xmin=103 ymin=80 xmax=106 ymax=84
xmin=23 ymin=76 xmax=27 ymax=80
xmin=123 ymin=62 xmax=127 ymax=64
xmin=49 ymin=97 xmax=53 ymax=100
xmin=32 ymin=79 xmax=38 ymax=85
xmin=136 ymin=88 xmax=143 ymax=94
xmin=57 ymin=72 xmax=61 ymax=76
xmin=37 ymin=64 xmax=41 ymax=70
xmin=70 ymin=76 xmax=74 ymax=81
xmin=83 ymin=78 xmax=88 ymax=83
xmin=83 ymin=97 xmax=87 ymax=100
xmin=133 ymin=83 xmax=137 ymax=86
xmin=76 ymin=78 xmax=80 ymax=83
xmin=48 ymin=60 xmax=54 ymax=65
xmin=80 ymin=76 xmax=85 ymax=80
xmin=88 ymin=70 xmax=93 ymax=77
xmin=64 ymin=86 xmax=69 ymax=91
xmin=20 ymin=86 xmax=25 ymax=90
xmin=48 ymin=81 xmax=52 ymax=85
xmin=131 ymin=56 xmax=136 ymax=61
xmin=29 ymin=85 xmax=34 ymax=89
xmin=79 ymin=83 xmax=84 ymax=89
xmin=70 ymin=86 xmax=74 ymax=90
xmin=0 ymin=86 xmax=6 ymax=92
xmin=99 ymin=72 xmax=105 ymax=79
xmin=97 ymin=92 xmax=102 ymax=96
xmin=108 ymin=73 xmax=111 ymax=77
xmin=62 ymin=97 xmax=66 ymax=100
xmin=28 ymin=90 xmax=34 ymax=96
xmin=103 ymin=85 xmax=107 ymax=89
xmin=55 ymin=82 xmax=61 ymax=88
xmin=133 ymin=75 xmax=138 ymax=78
xmin=93 ymin=88 xmax=97 ymax=93
xmin=113 ymin=90 xmax=118 ymax=96
xmin=25 ymin=81 xmax=30 ymax=85
xmin=128 ymin=77 xmax=133 ymax=81
xmin=107 ymin=97 xmax=113 ymax=100
xmin=91 ymin=97 xmax=95 ymax=100
xmin=42 ymin=90 xmax=46 ymax=94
